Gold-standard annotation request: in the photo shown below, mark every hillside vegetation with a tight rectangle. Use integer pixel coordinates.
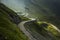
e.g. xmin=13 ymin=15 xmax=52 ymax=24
xmin=24 ymin=20 xmax=60 ymax=40
xmin=0 ymin=3 xmax=29 ymax=40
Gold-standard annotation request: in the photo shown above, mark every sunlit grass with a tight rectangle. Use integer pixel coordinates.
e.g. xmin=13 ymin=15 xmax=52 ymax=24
xmin=47 ymin=24 xmax=60 ymax=37
xmin=37 ymin=21 xmax=60 ymax=39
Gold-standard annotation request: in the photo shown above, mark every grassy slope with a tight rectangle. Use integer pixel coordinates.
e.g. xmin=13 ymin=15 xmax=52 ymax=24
xmin=24 ymin=20 xmax=60 ymax=40
xmin=0 ymin=3 xmax=28 ymax=40
xmin=37 ymin=21 xmax=60 ymax=37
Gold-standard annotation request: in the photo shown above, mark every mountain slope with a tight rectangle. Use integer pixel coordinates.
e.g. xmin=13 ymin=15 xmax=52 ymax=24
xmin=0 ymin=3 xmax=29 ymax=40
xmin=25 ymin=0 xmax=60 ymax=29
xmin=24 ymin=20 xmax=60 ymax=40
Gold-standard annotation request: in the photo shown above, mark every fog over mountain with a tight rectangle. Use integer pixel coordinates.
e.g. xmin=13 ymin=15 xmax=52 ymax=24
xmin=24 ymin=0 xmax=60 ymax=28
xmin=1 ymin=0 xmax=60 ymax=28
xmin=0 ymin=0 xmax=60 ymax=40
xmin=1 ymin=0 xmax=25 ymax=12
xmin=25 ymin=0 xmax=60 ymax=18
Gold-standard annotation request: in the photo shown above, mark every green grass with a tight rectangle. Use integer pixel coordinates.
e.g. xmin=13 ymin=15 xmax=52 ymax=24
xmin=37 ymin=21 xmax=60 ymax=40
xmin=0 ymin=3 xmax=29 ymax=40
xmin=24 ymin=20 xmax=60 ymax=40
xmin=0 ymin=13 xmax=28 ymax=40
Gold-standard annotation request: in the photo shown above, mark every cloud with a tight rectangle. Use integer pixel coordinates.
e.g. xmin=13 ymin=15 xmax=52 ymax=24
xmin=1 ymin=0 xmax=25 ymax=12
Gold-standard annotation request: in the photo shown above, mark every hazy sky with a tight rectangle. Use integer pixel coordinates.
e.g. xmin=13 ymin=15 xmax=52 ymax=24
xmin=1 ymin=0 xmax=25 ymax=12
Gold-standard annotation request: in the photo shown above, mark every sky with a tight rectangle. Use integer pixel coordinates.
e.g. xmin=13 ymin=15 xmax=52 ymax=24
xmin=1 ymin=0 xmax=25 ymax=12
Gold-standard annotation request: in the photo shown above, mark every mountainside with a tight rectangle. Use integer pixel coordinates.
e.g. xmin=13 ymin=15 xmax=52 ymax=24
xmin=25 ymin=0 xmax=60 ymax=29
xmin=24 ymin=20 xmax=60 ymax=40
xmin=0 ymin=3 xmax=29 ymax=40
xmin=0 ymin=0 xmax=60 ymax=40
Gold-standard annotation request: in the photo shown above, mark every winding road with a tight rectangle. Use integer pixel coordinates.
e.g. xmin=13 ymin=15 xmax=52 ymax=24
xmin=18 ymin=20 xmax=36 ymax=40
xmin=18 ymin=20 xmax=60 ymax=40
xmin=18 ymin=20 xmax=48 ymax=40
